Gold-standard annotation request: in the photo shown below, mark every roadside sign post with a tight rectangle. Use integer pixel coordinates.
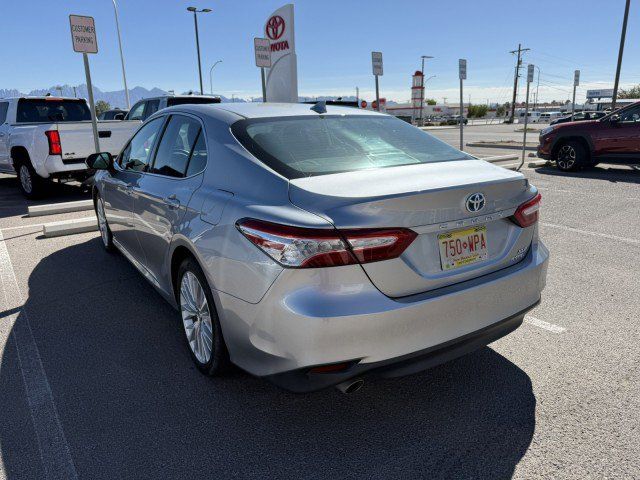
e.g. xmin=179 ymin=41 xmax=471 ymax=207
xmin=572 ymin=70 xmax=580 ymax=119
xmin=69 ymin=15 xmax=100 ymax=153
xmin=254 ymin=38 xmax=271 ymax=103
xmin=519 ymin=64 xmax=535 ymax=171
xmin=372 ymin=52 xmax=383 ymax=112
xmin=459 ymin=59 xmax=467 ymax=151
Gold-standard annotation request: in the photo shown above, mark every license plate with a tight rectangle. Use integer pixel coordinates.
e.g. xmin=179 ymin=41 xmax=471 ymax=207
xmin=438 ymin=226 xmax=488 ymax=271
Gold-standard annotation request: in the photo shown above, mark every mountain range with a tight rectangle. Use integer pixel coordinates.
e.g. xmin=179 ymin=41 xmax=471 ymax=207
xmin=0 ymin=85 xmax=396 ymax=108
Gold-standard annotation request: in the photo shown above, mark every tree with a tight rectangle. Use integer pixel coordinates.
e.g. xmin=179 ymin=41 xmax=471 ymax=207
xmin=95 ymin=100 xmax=111 ymax=116
xmin=467 ymin=104 xmax=488 ymax=118
xmin=619 ymin=85 xmax=640 ymax=99
xmin=426 ymin=98 xmax=437 ymax=105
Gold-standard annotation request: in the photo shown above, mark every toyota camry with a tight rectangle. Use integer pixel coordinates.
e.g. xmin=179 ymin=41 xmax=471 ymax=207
xmin=87 ymin=102 xmax=548 ymax=393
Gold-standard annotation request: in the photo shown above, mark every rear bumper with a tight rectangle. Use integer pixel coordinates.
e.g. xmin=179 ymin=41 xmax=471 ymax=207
xmin=216 ymin=241 xmax=549 ymax=392
xmin=36 ymin=155 xmax=88 ymax=178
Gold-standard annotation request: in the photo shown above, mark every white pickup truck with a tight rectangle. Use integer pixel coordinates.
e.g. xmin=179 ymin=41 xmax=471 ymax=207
xmin=0 ymin=97 xmax=139 ymax=197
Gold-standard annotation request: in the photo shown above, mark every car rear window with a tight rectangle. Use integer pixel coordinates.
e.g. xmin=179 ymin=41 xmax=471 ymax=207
xmin=167 ymin=97 xmax=221 ymax=107
xmin=231 ymin=115 xmax=474 ymax=179
xmin=16 ymin=99 xmax=91 ymax=123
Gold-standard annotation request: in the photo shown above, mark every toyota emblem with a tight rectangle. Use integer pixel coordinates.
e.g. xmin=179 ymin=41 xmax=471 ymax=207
xmin=266 ymin=15 xmax=285 ymax=40
xmin=466 ymin=193 xmax=485 ymax=213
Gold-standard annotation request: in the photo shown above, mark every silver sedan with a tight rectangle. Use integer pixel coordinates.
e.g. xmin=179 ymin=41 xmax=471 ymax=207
xmin=88 ymin=103 xmax=548 ymax=393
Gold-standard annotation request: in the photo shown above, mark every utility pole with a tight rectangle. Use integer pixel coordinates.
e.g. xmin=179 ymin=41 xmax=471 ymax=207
xmin=612 ymin=0 xmax=630 ymax=111
xmin=509 ymin=44 xmax=530 ymax=123
xmin=356 ymin=86 xmax=359 ymax=107
xmin=419 ymin=55 xmax=433 ymax=126
xmin=572 ymin=70 xmax=580 ymax=118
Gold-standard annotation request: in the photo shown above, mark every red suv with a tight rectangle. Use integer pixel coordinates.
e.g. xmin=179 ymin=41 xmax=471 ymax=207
xmin=537 ymin=101 xmax=640 ymax=171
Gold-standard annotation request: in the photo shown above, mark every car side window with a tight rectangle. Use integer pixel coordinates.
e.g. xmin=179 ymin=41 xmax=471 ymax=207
xmin=619 ymin=106 xmax=640 ymax=123
xmin=128 ymin=101 xmax=146 ymax=121
xmin=186 ymin=130 xmax=207 ymax=177
xmin=119 ymin=117 xmax=165 ymax=172
xmin=151 ymin=115 xmax=203 ymax=178
xmin=0 ymin=103 xmax=8 ymax=124
xmin=144 ymin=99 xmax=161 ymax=121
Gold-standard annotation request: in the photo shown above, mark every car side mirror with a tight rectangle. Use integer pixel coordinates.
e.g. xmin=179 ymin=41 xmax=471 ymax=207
xmin=610 ymin=114 xmax=620 ymax=124
xmin=86 ymin=152 xmax=113 ymax=170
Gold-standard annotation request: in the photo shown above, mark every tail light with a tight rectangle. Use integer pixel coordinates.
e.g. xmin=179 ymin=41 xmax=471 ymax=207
xmin=236 ymin=219 xmax=417 ymax=268
xmin=513 ymin=193 xmax=541 ymax=228
xmin=45 ymin=130 xmax=62 ymax=155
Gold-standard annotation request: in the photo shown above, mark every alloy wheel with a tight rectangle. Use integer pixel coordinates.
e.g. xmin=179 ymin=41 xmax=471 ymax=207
xmin=557 ymin=145 xmax=576 ymax=170
xmin=180 ymin=271 xmax=214 ymax=364
xmin=19 ymin=165 xmax=32 ymax=194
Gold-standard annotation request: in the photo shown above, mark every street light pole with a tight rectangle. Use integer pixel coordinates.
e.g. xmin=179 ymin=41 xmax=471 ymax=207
xmin=612 ymin=0 xmax=630 ymax=111
xmin=420 ymin=55 xmax=434 ymax=126
xmin=187 ymin=7 xmax=212 ymax=95
xmin=209 ymin=60 xmax=222 ymax=95
xmin=112 ymin=0 xmax=130 ymax=109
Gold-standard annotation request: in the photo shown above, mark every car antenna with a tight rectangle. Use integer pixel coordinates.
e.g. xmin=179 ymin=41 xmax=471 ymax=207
xmin=310 ymin=100 xmax=326 ymax=114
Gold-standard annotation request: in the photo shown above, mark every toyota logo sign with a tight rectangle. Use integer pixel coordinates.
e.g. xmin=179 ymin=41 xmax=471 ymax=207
xmin=266 ymin=15 xmax=285 ymax=40
xmin=466 ymin=193 xmax=485 ymax=213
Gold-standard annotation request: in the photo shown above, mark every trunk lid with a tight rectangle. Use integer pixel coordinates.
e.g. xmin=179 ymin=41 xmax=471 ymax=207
xmin=289 ymin=159 xmax=537 ymax=297
xmin=56 ymin=121 xmax=138 ymax=160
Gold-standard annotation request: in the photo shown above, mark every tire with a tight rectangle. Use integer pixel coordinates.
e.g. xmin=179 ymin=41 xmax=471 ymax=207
xmin=16 ymin=160 xmax=45 ymax=198
xmin=94 ymin=192 xmax=114 ymax=251
xmin=177 ymin=257 xmax=230 ymax=376
xmin=555 ymin=140 xmax=588 ymax=172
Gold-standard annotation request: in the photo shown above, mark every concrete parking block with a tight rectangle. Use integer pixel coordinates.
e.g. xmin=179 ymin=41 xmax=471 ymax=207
xmin=28 ymin=200 xmax=94 ymax=217
xmin=42 ymin=217 xmax=98 ymax=238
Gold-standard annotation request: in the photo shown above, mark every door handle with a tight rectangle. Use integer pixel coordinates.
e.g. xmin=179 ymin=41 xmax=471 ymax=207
xmin=164 ymin=194 xmax=180 ymax=208
xmin=0 ymin=132 xmax=5 ymax=138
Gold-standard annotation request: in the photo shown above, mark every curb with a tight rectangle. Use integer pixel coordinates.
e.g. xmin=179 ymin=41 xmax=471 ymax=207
xmin=28 ymin=200 xmax=94 ymax=217
xmin=467 ymin=142 xmax=537 ymax=151
xmin=42 ymin=217 xmax=98 ymax=238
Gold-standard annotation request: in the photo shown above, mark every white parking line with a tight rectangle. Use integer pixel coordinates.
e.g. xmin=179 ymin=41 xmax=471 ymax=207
xmin=525 ymin=316 xmax=566 ymax=334
xmin=538 ymin=187 xmax=640 ymax=202
xmin=541 ymin=222 xmax=640 ymax=246
xmin=0 ymin=229 xmax=79 ymax=479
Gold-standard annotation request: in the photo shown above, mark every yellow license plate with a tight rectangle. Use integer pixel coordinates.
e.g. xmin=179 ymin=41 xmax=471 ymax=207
xmin=437 ymin=226 xmax=488 ymax=271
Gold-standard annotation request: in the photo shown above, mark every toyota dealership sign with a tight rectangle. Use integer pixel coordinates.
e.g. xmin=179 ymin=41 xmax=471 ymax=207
xmin=263 ymin=4 xmax=298 ymax=103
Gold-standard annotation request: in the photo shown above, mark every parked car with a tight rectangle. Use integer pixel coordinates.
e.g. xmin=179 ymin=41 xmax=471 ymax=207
xmin=125 ymin=94 xmax=221 ymax=122
xmin=98 ymin=108 xmax=128 ymax=121
xmin=444 ymin=115 xmax=468 ymax=126
xmin=550 ymin=111 xmax=607 ymax=125
xmin=89 ymin=103 xmax=548 ymax=393
xmin=0 ymin=97 xmax=139 ymax=197
xmin=537 ymin=101 xmax=640 ymax=171
xmin=538 ymin=111 xmax=564 ymax=123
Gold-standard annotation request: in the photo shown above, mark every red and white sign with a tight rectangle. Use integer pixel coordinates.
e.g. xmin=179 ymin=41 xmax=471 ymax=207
xmin=263 ymin=4 xmax=298 ymax=102
xmin=69 ymin=15 xmax=98 ymax=54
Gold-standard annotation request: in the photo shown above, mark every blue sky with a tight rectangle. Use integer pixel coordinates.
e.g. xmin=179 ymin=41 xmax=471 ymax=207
xmin=1 ymin=0 xmax=638 ymax=103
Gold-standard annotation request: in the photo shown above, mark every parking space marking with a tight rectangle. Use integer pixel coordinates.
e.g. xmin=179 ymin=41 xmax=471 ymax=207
xmin=525 ymin=316 xmax=566 ymax=334
xmin=541 ymin=222 xmax=640 ymax=246
xmin=537 ymin=187 xmax=640 ymax=202
xmin=0 ymin=229 xmax=79 ymax=480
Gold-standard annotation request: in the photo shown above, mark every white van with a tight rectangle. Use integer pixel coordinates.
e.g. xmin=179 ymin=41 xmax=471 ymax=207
xmin=517 ymin=111 xmax=542 ymax=123
xmin=538 ymin=111 xmax=564 ymax=123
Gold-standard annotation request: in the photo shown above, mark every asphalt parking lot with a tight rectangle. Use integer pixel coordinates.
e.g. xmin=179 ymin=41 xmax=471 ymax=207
xmin=0 ymin=161 xmax=639 ymax=479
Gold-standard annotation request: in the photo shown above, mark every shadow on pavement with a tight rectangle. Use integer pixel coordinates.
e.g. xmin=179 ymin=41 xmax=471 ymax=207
xmin=535 ymin=164 xmax=640 ymax=184
xmin=0 ymin=174 xmax=90 ymax=220
xmin=1 ymin=237 xmax=536 ymax=479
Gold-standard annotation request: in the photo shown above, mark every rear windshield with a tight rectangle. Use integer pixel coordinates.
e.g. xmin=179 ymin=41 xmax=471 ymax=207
xmin=232 ymin=115 xmax=473 ymax=179
xmin=167 ymin=97 xmax=221 ymax=107
xmin=16 ymin=99 xmax=91 ymax=123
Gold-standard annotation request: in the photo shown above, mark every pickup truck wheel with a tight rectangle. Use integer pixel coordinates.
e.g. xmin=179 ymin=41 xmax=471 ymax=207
xmin=177 ymin=258 xmax=230 ymax=376
xmin=17 ymin=161 xmax=44 ymax=198
xmin=555 ymin=141 xmax=586 ymax=172
xmin=95 ymin=194 xmax=114 ymax=251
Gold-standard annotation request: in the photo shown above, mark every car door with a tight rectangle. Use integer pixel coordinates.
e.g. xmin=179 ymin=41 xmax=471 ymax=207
xmin=142 ymin=99 xmax=161 ymax=121
xmin=133 ymin=114 xmax=207 ymax=281
xmin=101 ymin=116 xmax=166 ymax=262
xmin=593 ymin=105 xmax=640 ymax=156
xmin=0 ymin=102 xmax=11 ymax=171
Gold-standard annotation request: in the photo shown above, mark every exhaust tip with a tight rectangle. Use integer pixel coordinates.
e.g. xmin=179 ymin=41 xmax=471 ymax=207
xmin=335 ymin=378 xmax=364 ymax=395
